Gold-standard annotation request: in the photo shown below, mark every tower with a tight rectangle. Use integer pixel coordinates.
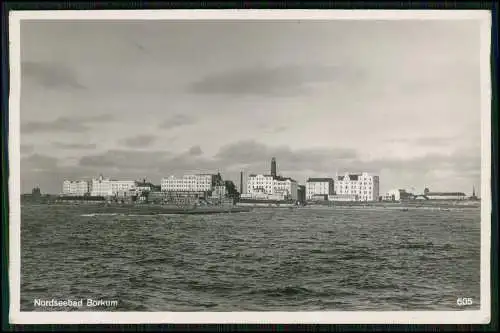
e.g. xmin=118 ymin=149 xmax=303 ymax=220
xmin=271 ymin=157 xmax=277 ymax=177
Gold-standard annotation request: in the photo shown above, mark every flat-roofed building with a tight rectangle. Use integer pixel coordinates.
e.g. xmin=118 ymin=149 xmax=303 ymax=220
xmin=110 ymin=180 xmax=136 ymax=197
xmin=161 ymin=174 xmax=216 ymax=193
xmin=306 ymin=177 xmax=334 ymax=200
xmin=62 ymin=180 xmax=90 ymax=196
xmin=424 ymin=188 xmax=466 ymax=200
xmin=381 ymin=189 xmax=414 ymax=201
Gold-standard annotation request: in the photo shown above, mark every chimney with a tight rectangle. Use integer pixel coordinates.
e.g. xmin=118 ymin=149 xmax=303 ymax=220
xmin=240 ymin=171 xmax=244 ymax=194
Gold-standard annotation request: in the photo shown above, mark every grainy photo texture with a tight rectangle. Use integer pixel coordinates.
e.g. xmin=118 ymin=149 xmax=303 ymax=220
xmin=9 ymin=10 xmax=491 ymax=324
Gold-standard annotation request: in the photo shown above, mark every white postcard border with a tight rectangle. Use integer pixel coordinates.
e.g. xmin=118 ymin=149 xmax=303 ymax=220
xmin=8 ymin=9 xmax=492 ymax=325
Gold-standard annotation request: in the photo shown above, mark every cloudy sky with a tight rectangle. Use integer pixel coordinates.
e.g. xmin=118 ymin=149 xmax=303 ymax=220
xmin=19 ymin=18 xmax=483 ymax=195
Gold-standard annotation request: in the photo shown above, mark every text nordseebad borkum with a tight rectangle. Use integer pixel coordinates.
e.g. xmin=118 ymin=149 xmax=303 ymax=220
xmin=33 ymin=299 xmax=118 ymax=307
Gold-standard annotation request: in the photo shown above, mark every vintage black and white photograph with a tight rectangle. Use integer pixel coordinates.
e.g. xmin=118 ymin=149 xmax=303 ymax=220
xmin=9 ymin=10 xmax=491 ymax=324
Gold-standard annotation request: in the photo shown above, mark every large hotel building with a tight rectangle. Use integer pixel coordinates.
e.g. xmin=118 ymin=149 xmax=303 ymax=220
xmin=160 ymin=174 xmax=216 ymax=192
xmin=243 ymin=157 xmax=298 ymax=201
xmin=333 ymin=172 xmax=380 ymax=202
xmin=62 ymin=180 xmax=90 ymax=196
xmin=62 ymin=175 xmax=136 ymax=197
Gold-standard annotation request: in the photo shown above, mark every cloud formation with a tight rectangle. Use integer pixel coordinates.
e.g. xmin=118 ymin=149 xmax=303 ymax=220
xmin=388 ymin=136 xmax=460 ymax=146
xmin=159 ymin=114 xmax=196 ymax=129
xmin=21 ymin=114 xmax=115 ymax=134
xmin=21 ymin=153 xmax=59 ymax=171
xmin=79 ymin=149 xmax=173 ymax=172
xmin=215 ymin=140 xmax=358 ymax=169
xmin=188 ymin=145 xmax=203 ymax=156
xmin=52 ymin=142 xmax=97 ymax=150
xmin=71 ymin=140 xmax=479 ymax=178
xmin=20 ymin=136 xmax=481 ymax=194
xmin=20 ymin=144 xmax=34 ymax=154
xmin=121 ymin=135 xmax=157 ymax=148
xmin=18 ymin=20 xmax=483 ymax=195
xmin=22 ymin=61 xmax=85 ymax=89
xmin=187 ymin=64 xmax=363 ymax=96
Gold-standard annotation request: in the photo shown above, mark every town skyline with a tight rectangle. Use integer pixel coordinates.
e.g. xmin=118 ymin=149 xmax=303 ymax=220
xmin=20 ymin=19 xmax=481 ymax=194
xmin=27 ymin=160 xmax=477 ymax=197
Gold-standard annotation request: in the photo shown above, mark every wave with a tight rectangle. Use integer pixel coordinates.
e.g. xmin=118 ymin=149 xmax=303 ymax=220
xmin=243 ymin=285 xmax=349 ymax=298
xmin=396 ymin=242 xmax=454 ymax=250
xmin=80 ymin=213 xmax=120 ymax=217
xmin=245 ymin=285 xmax=312 ymax=297
xmin=80 ymin=213 xmax=161 ymax=218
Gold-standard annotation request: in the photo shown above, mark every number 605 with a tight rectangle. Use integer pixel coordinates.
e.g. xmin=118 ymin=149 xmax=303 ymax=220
xmin=457 ymin=297 xmax=473 ymax=306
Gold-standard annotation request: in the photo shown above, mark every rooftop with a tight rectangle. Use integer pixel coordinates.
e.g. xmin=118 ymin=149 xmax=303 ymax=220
xmin=248 ymin=174 xmax=297 ymax=182
xmin=274 ymin=176 xmax=297 ymax=182
xmin=427 ymin=192 xmax=466 ymax=196
xmin=135 ymin=181 xmax=157 ymax=187
xmin=336 ymin=173 xmax=377 ymax=181
xmin=307 ymin=177 xmax=334 ymax=183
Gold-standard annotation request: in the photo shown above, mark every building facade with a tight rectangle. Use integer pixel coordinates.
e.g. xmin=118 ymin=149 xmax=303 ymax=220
xmin=63 ymin=175 xmax=150 ymax=197
xmin=86 ymin=175 xmax=136 ymax=197
xmin=245 ymin=174 xmax=298 ymax=200
xmin=212 ymin=185 xmax=227 ymax=198
xmin=328 ymin=194 xmax=359 ymax=202
xmin=160 ymin=174 xmax=216 ymax=192
xmin=334 ymin=172 xmax=380 ymax=202
xmin=62 ymin=180 xmax=89 ymax=196
xmin=306 ymin=178 xmax=335 ymax=200
xmin=89 ymin=175 xmax=111 ymax=196
xmin=425 ymin=191 xmax=467 ymax=200
xmin=381 ymin=189 xmax=414 ymax=202
xmin=111 ymin=180 xmax=136 ymax=197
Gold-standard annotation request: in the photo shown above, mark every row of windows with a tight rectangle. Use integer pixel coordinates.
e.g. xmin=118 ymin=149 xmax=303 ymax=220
xmin=338 ymin=190 xmax=374 ymax=193
xmin=162 ymin=184 xmax=211 ymax=187
xmin=337 ymin=179 xmax=375 ymax=182
xmin=175 ymin=177 xmax=211 ymax=180
xmin=337 ymin=185 xmax=372 ymax=189
xmin=163 ymin=180 xmax=211 ymax=183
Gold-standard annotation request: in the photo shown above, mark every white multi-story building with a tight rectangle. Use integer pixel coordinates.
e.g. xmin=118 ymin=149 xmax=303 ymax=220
xmin=306 ymin=178 xmax=334 ymax=200
xmin=111 ymin=180 xmax=136 ymax=197
xmin=161 ymin=174 xmax=215 ymax=192
xmin=90 ymin=175 xmax=112 ymax=196
xmin=246 ymin=174 xmax=298 ymax=200
xmin=64 ymin=175 xmax=138 ymax=197
xmin=334 ymin=172 xmax=380 ymax=202
xmin=381 ymin=189 xmax=414 ymax=201
xmin=87 ymin=175 xmax=136 ymax=197
xmin=62 ymin=180 xmax=89 ymax=196
xmin=382 ymin=189 xmax=402 ymax=201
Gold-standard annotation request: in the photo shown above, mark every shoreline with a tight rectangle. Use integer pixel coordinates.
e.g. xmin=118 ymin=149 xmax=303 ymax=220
xmin=21 ymin=201 xmax=480 ymax=212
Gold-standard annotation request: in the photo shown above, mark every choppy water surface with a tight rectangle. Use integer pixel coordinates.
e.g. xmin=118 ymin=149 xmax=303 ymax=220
xmin=21 ymin=204 xmax=481 ymax=311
